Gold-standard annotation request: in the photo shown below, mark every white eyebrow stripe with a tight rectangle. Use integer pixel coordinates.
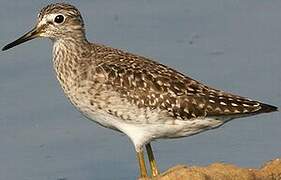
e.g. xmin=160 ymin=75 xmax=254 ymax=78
xmin=37 ymin=17 xmax=48 ymax=27
xmin=38 ymin=14 xmax=62 ymax=27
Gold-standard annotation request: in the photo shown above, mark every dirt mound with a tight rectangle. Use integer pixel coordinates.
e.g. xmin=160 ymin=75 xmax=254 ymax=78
xmin=140 ymin=158 xmax=281 ymax=180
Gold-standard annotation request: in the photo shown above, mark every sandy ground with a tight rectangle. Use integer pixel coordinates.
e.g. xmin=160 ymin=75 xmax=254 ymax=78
xmin=0 ymin=1 xmax=280 ymax=180
xmin=140 ymin=157 xmax=281 ymax=180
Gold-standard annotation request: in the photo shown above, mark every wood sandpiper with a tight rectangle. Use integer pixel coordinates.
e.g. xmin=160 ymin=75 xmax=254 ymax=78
xmin=2 ymin=3 xmax=278 ymax=178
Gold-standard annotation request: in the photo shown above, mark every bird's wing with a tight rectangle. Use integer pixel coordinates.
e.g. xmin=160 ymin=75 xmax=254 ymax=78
xmin=91 ymin=44 xmax=277 ymax=120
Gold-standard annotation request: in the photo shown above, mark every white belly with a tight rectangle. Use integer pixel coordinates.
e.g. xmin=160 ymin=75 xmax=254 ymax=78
xmin=82 ymin=107 xmax=224 ymax=151
xmin=66 ymin=87 xmax=225 ymax=151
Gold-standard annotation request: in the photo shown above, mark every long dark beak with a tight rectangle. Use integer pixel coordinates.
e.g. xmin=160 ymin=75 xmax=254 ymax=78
xmin=2 ymin=26 xmax=40 ymax=51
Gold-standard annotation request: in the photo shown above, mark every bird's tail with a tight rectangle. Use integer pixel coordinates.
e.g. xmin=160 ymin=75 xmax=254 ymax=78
xmin=257 ymin=103 xmax=278 ymax=113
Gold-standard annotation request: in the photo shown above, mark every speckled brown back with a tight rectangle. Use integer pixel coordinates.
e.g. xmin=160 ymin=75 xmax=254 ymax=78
xmin=87 ymin=44 xmax=277 ymax=120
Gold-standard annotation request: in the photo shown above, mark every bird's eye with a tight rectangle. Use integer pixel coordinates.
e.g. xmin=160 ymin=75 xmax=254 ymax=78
xmin=54 ymin=15 xmax=65 ymax=24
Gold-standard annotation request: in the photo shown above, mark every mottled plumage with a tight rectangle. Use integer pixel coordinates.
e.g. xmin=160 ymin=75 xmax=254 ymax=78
xmin=2 ymin=3 xmax=278 ymax=178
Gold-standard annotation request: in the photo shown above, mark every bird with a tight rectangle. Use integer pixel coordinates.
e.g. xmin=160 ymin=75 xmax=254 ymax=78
xmin=2 ymin=3 xmax=278 ymax=178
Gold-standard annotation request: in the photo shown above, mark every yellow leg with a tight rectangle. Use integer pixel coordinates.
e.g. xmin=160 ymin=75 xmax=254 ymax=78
xmin=146 ymin=143 xmax=159 ymax=177
xmin=137 ymin=150 xmax=148 ymax=178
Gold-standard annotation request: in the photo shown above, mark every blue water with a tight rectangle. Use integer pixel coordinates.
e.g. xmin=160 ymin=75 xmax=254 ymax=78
xmin=0 ymin=1 xmax=280 ymax=180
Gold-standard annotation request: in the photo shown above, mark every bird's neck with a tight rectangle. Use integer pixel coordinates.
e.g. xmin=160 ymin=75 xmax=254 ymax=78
xmin=53 ymin=37 xmax=89 ymax=52
xmin=52 ymin=38 xmax=90 ymax=93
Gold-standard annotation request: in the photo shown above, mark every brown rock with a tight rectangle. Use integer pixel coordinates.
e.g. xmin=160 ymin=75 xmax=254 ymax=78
xmin=139 ymin=157 xmax=281 ymax=180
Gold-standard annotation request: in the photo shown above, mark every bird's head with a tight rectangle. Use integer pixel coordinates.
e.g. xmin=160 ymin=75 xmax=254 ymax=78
xmin=2 ymin=3 xmax=86 ymax=51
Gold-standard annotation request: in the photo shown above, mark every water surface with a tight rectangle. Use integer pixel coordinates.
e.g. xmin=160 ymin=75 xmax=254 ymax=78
xmin=0 ymin=1 xmax=280 ymax=180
